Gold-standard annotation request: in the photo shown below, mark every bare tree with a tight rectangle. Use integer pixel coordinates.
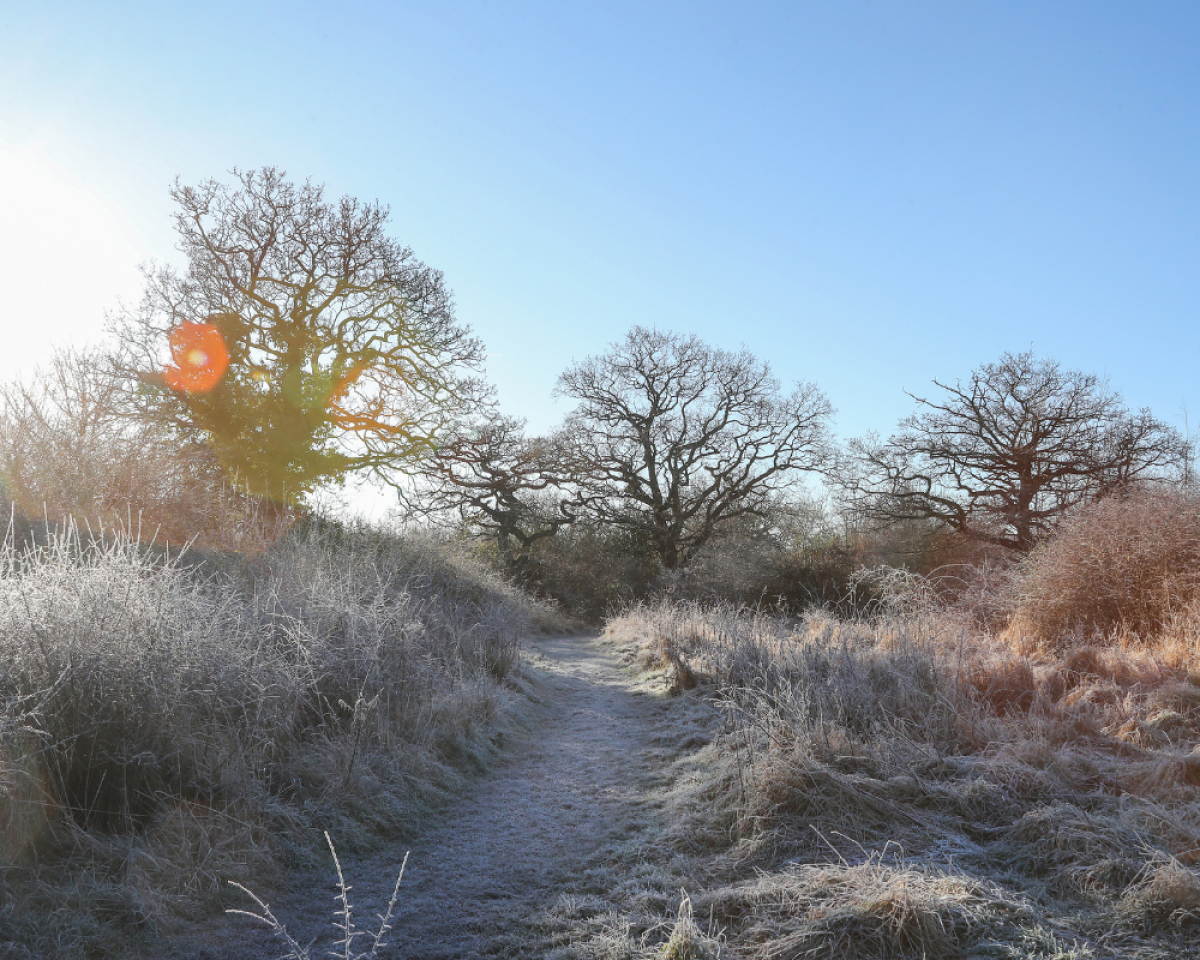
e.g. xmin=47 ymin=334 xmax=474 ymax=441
xmin=555 ymin=327 xmax=834 ymax=570
xmin=109 ymin=168 xmax=489 ymax=504
xmin=0 ymin=347 xmax=296 ymax=548
xmin=842 ymin=351 xmax=1189 ymax=553
xmin=400 ymin=416 xmax=580 ymax=562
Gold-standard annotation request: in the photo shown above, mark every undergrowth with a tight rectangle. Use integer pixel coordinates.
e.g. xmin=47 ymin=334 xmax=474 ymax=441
xmin=597 ymin=588 xmax=1200 ymax=959
xmin=0 ymin=516 xmax=559 ymax=958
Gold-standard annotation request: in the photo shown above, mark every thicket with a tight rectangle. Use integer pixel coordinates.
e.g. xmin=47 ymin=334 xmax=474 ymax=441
xmin=494 ymin=497 xmax=891 ymax=621
xmin=0 ymin=347 xmax=294 ymax=553
xmin=590 ymin=487 xmax=1200 ymax=958
xmin=0 ymin=514 xmax=554 ymax=957
xmin=502 ymin=507 xmax=981 ymax=623
xmin=505 ymin=518 xmax=661 ymax=621
xmin=1010 ymin=487 xmax=1200 ymax=645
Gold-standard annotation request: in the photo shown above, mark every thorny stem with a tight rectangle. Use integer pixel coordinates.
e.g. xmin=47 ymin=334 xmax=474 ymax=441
xmin=227 ymin=833 xmax=409 ymax=960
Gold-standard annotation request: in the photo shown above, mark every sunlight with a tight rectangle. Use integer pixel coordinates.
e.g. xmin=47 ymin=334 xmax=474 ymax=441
xmin=0 ymin=141 xmax=146 ymax=378
xmin=163 ymin=321 xmax=229 ymax=392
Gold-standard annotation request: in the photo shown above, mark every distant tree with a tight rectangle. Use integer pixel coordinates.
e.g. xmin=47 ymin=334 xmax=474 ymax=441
xmin=842 ymin=350 xmax=1189 ymax=553
xmin=555 ymin=327 xmax=834 ymax=570
xmin=0 ymin=347 xmax=290 ymax=548
xmin=110 ymin=168 xmax=488 ymax=504
xmin=400 ymin=415 xmax=581 ymax=565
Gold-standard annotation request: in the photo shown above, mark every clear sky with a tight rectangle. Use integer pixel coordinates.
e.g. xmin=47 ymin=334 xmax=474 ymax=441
xmin=2 ymin=1 xmax=1198 ymax=452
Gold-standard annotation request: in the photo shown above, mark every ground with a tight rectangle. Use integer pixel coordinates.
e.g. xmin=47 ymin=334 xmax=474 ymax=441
xmin=155 ymin=633 xmax=713 ymax=959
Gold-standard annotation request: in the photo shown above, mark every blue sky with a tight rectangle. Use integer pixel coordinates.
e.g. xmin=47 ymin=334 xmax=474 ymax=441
xmin=2 ymin=1 xmax=1198 ymax=454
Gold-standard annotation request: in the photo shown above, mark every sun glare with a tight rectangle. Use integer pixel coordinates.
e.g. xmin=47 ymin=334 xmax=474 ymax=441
xmin=0 ymin=142 xmax=146 ymax=379
xmin=163 ymin=322 xmax=229 ymax=392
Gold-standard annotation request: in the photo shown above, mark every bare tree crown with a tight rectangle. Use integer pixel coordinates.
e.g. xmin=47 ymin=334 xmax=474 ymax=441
xmin=400 ymin=415 xmax=579 ymax=558
xmin=554 ymin=327 xmax=833 ymax=569
xmin=844 ymin=350 xmax=1188 ymax=552
xmin=109 ymin=167 xmax=487 ymax=503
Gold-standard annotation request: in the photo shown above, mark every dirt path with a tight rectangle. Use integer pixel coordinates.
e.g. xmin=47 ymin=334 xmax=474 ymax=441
xmin=164 ymin=632 xmax=700 ymax=959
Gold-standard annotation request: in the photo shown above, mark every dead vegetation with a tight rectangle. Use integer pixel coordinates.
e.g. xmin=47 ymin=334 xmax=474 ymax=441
xmin=598 ymin=493 xmax=1200 ymax=958
xmin=0 ymin=515 xmax=562 ymax=958
xmin=2 ymin=440 xmax=1197 ymax=959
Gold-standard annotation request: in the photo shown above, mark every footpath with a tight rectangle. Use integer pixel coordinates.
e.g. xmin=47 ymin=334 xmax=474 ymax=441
xmin=161 ymin=633 xmax=705 ymax=959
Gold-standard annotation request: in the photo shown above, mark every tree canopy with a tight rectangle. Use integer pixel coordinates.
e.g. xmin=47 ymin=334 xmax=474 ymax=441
xmin=110 ymin=168 xmax=487 ymax=504
xmin=555 ymin=327 xmax=833 ymax=570
xmin=400 ymin=415 xmax=580 ymax=560
xmin=843 ymin=351 xmax=1189 ymax=553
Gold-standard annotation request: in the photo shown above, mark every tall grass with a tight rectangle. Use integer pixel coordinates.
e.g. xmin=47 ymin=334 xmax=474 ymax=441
xmin=606 ymin=585 xmax=1200 ymax=958
xmin=1010 ymin=487 xmax=1200 ymax=646
xmin=0 ymin=515 xmax=555 ymax=957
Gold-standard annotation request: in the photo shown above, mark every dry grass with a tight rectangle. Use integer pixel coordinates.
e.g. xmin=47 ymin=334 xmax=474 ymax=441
xmin=704 ymin=856 xmax=1028 ymax=960
xmin=1120 ymin=853 xmax=1200 ymax=928
xmin=1010 ymin=488 xmax=1200 ymax=646
xmin=0 ymin=516 xmax=558 ymax=957
xmin=659 ymin=893 xmax=723 ymax=960
xmin=602 ymin=590 xmax=1200 ymax=958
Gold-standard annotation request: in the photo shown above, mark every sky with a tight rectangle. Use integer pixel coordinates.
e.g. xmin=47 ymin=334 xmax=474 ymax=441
xmin=2 ymin=1 xmax=1198 ymax=476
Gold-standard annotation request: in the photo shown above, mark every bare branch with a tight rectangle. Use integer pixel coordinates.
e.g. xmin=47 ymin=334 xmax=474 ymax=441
xmin=840 ymin=351 xmax=1189 ymax=552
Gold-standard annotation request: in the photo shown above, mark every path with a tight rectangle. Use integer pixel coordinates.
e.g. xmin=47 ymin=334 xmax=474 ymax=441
xmin=164 ymin=632 xmax=689 ymax=959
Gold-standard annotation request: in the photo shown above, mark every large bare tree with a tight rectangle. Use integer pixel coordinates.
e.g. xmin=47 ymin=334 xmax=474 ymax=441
xmin=110 ymin=168 xmax=488 ymax=504
xmin=843 ymin=351 xmax=1189 ymax=553
xmin=400 ymin=415 xmax=581 ymax=562
xmin=555 ymin=327 xmax=834 ymax=570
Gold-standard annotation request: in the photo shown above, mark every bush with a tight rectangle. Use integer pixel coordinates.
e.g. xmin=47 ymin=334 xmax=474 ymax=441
xmin=515 ymin=520 xmax=659 ymax=621
xmin=0 ymin=347 xmax=294 ymax=554
xmin=666 ymin=522 xmax=858 ymax=613
xmin=1011 ymin=488 xmax=1200 ymax=644
xmin=0 ymin=516 xmax=551 ymax=956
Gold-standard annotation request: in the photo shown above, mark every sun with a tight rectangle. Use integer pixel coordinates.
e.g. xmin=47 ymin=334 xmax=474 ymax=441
xmin=163 ymin=322 xmax=230 ymax=392
xmin=0 ymin=141 xmax=146 ymax=380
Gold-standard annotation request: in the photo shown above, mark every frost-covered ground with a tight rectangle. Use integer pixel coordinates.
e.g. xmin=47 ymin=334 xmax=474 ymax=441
xmin=157 ymin=633 xmax=715 ymax=960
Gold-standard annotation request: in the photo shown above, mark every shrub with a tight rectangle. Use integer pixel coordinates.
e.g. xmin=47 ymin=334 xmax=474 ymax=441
xmin=667 ymin=523 xmax=858 ymax=613
xmin=1011 ymin=488 xmax=1200 ymax=645
xmin=0 ymin=516 xmax=550 ymax=956
xmin=0 ymin=347 xmax=296 ymax=554
xmin=516 ymin=520 xmax=659 ymax=621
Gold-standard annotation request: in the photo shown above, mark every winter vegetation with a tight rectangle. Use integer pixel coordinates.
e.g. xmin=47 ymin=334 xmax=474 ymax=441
xmin=0 ymin=507 xmax=559 ymax=955
xmin=591 ymin=486 xmax=1200 ymax=959
xmin=2 ymin=169 xmax=1199 ymax=957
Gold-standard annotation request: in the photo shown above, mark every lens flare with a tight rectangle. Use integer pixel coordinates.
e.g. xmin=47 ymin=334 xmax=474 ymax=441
xmin=163 ymin=322 xmax=229 ymax=392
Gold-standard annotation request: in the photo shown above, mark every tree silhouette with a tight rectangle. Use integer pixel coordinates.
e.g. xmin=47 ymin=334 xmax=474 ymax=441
xmin=555 ymin=327 xmax=833 ymax=570
xmin=111 ymin=168 xmax=488 ymax=504
xmin=843 ymin=351 xmax=1189 ymax=552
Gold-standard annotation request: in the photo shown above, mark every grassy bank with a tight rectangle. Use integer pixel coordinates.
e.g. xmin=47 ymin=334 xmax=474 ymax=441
xmin=592 ymin=595 xmax=1200 ymax=959
xmin=0 ymin=517 xmax=560 ymax=958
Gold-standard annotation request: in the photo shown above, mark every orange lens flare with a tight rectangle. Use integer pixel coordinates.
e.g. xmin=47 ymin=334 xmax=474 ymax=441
xmin=163 ymin=322 xmax=229 ymax=392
